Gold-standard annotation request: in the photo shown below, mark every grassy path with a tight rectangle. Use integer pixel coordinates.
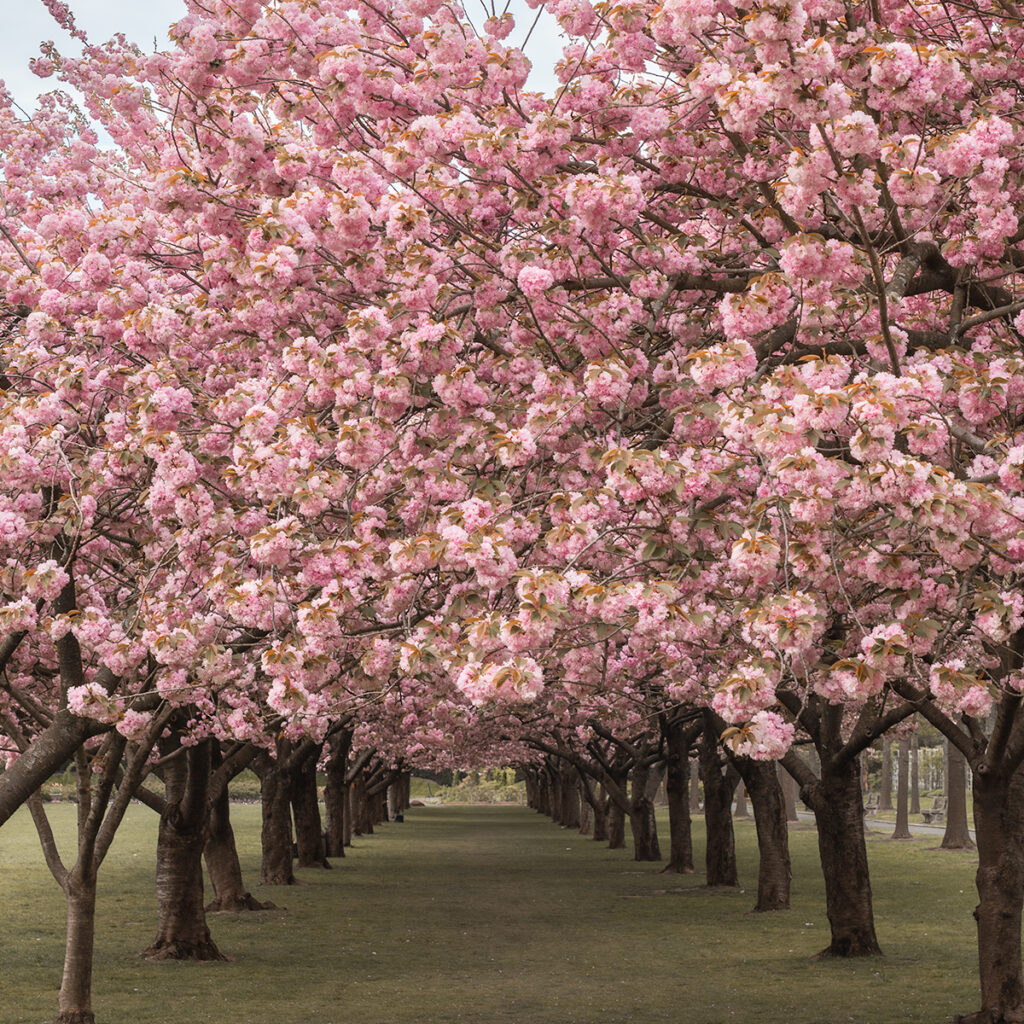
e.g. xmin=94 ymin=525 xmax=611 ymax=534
xmin=1 ymin=802 xmax=981 ymax=1023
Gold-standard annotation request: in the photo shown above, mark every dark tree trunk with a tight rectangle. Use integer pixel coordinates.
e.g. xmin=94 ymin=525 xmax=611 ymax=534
xmin=893 ymin=736 xmax=912 ymax=840
xmin=592 ymin=783 xmax=609 ymax=842
xmin=879 ymin=735 xmax=893 ymax=811
xmin=662 ymin=717 xmax=695 ymax=874
xmin=700 ymin=719 xmax=739 ymax=887
xmin=56 ymin=867 xmax=98 ymax=1024
xmin=737 ymin=758 xmax=791 ymax=911
xmin=204 ymin=782 xmax=272 ymax=911
xmin=805 ymin=758 xmax=881 ymax=957
xmin=955 ymin=767 xmax=1024 ymax=1024
xmin=524 ymin=770 xmax=539 ymax=810
xmin=578 ymin=781 xmax=593 ymax=836
xmin=344 ymin=784 xmax=354 ymax=846
xmin=578 ymin=773 xmax=608 ymax=842
xmin=910 ymin=732 xmax=921 ymax=815
xmin=627 ymin=762 xmax=661 ymax=862
xmin=558 ymin=766 xmax=581 ymax=829
xmin=324 ymin=731 xmax=351 ymax=858
xmin=944 ymin=739 xmax=975 ymax=850
xmin=254 ymin=749 xmax=296 ymax=886
xmin=607 ymin=797 xmax=626 ymax=850
xmin=291 ymin=756 xmax=329 ymax=868
xmin=144 ymin=740 xmax=224 ymax=961
xmin=352 ymin=773 xmax=373 ymax=835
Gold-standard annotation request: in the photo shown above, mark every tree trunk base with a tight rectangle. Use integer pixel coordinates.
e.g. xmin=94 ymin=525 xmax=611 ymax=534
xmin=206 ymin=893 xmax=277 ymax=912
xmin=752 ymin=898 xmax=790 ymax=912
xmin=55 ymin=1013 xmax=96 ymax=1024
xmin=261 ymin=873 xmax=304 ymax=886
xmin=142 ymin=939 xmax=228 ymax=962
xmin=812 ymin=940 xmax=882 ymax=959
xmin=660 ymin=863 xmax=695 ymax=875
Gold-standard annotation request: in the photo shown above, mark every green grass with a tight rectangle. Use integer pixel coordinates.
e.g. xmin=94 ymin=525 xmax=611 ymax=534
xmin=0 ymin=803 xmax=981 ymax=1024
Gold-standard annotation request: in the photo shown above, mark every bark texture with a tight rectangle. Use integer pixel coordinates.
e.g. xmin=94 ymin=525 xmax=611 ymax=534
xmin=56 ymin=868 xmax=97 ymax=1024
xmin=892 ymin=737 xmax=912 ymax=840
xmin=291 ymin=755 xmax=329 ymax=869
xmin=700 ymin=717 xmax=739 ymax=887
xmin=955 ymin=768 xmax=1024 ymax=1024
xmin=944 ymin=739 xmax=976 ymax=850
xmin=804 ymin=759 xmax=881 ymax=957
xmin=628 ymin=762 xmax=662 ymax=862
xmin=738 ymin=757 xmax=791 ymax=911
xmin=662 ymin=716 xmax=697 ymax=873
xmin=144 ymin=740 xmax=225 ymax=961
xmin=255 ymin=750 xmax=296 ymax=886
xmin=204 ymin=783 xmax=273 ymax=911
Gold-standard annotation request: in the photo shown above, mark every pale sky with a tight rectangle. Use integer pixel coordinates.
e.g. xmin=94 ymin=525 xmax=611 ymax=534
xmin=2 ymin=0 xmax=563 ymax=112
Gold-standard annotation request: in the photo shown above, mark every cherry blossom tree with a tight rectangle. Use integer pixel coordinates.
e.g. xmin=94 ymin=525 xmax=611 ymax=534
xmin=7 ymin=0 xmax=1024 ymax=1021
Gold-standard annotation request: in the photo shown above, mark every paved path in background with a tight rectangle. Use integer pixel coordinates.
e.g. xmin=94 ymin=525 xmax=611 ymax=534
xmin=794 ymin=809 xmax=976 ymax=841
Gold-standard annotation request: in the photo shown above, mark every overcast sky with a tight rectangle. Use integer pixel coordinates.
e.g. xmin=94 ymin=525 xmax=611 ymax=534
xmin=2 ymin=0 xmax=563 ymax=112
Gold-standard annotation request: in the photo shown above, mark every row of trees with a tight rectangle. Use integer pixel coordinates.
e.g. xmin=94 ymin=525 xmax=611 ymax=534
xmin=3 ymin=0 xmax=1024 ymax=1020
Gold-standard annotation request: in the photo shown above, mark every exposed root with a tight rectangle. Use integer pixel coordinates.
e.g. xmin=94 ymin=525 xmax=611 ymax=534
xmin=206 ymin=892 xmax=277 ymax=912
xmin=142 ymin=939 xmax=228 ymax=963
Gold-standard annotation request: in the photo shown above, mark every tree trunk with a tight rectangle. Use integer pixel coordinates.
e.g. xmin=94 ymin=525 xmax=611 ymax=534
xmin=56 ymin=867 xmax=98 ymax=1024
xmin=559 ymin=766 xmax=581 ymax=829
xmin=607 ymin=798 xmax=626 ymax=850
xmin=323 ymin=731 xmax=350 ymax=858
xmin=700 ymin=720 xmax=739 ymax=887
xmin=805 ymin=759 xmax=881 ymax=957
xmin=144 ymin=741 xmax=224 ymax=960
xmin=955 ymin=767 xmax=1024 ymax=1024
xmin=291 ymin=757 xmax=329 ymax=868
xmin=204 ymin=782 xmax=272 ymax=911
xmin=738 ymin=758 xmax=791 ymax=911
xmin=663 ymin=718 xmax=695 ymax=874
xmin=627 ymin=762 xmax=661 ymax=862
xmin=893 ymin=736 xmax=912 ymax=840
xmin=344 ymin=784 xmax=354 ymax=846
xmin=351 ymin=773 xmax=373 ymax=835
xmin=578 ymin=780 xmax=593 ymax=836
xmin=879 ymin=735 xmax=893 ymax=811
xmin=910 ymin=731 xmax=921 ymax=815
xmin=255 ymin=751 xmax=296 ymax=886
xmin=578 ymin=773 xmax=608 ymax=842
xmin=944 ymin=739 xmax=975 ymax=850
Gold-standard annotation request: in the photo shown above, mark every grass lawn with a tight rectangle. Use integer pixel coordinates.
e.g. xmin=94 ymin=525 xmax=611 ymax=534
xmin=0 ymin=802 xmax=981 ymax=1024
